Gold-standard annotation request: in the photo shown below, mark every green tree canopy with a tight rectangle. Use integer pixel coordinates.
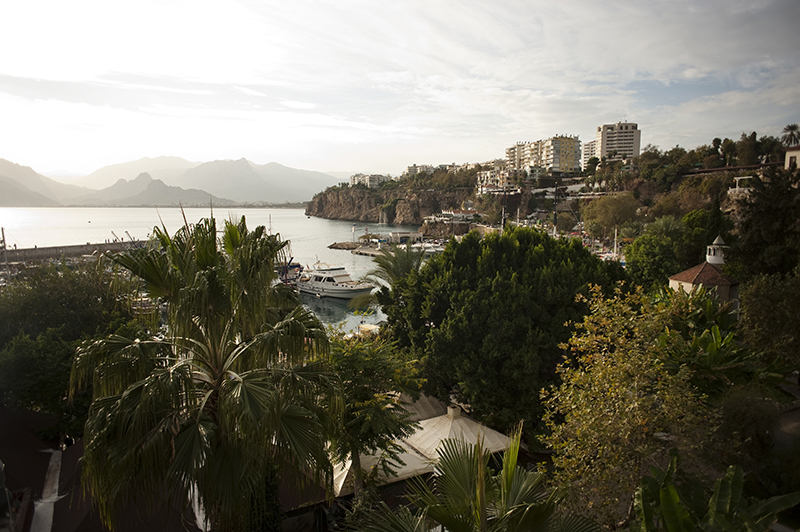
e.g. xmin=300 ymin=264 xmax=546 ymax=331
xmin=383 ymin=227 xmax=626 ymax=435
xmin=728 ymin=165 xmax=800 ymax=281
xmin=738 ymin=268 xmax=800 ymax=371
xmin=0 ymin=260 xmax=139 ymax=437
xmin=543 ymin=286 xmax=711 ymax=528
xmin=624 ymin=234 xmax=681 ymax=291
xmin=582 ymin=193 xmax=641 ymax=234
xmin=71 ymin=217 xmax=332 ymax=531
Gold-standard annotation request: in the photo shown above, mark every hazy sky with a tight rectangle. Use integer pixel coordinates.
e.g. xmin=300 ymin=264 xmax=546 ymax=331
xmin=2 ymin=0 xmax=798 ymax=177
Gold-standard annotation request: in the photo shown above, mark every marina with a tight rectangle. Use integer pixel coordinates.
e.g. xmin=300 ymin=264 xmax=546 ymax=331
xmin=0 ymin=207 xmax=420 ymax=330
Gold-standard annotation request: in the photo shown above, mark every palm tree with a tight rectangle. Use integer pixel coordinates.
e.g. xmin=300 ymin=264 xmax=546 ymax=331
xmin=349 ymin=244 xmax=426 ymax=309
xmin=357 ymin=428 xmax=599 ymax=532
xmin=781 ymin=123 xmax=799 ymax=147
xmin=71 ymin=216 xmax=333 ymax=531
xmin=646 ymin=216 xmax=684 ymax=241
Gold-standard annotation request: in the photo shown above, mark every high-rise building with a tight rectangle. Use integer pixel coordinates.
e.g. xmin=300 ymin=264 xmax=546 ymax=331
xmin=505 ymin=135 xmax=581 ymax=175
xmin=595 ymin=121 xmax=641 ymax=160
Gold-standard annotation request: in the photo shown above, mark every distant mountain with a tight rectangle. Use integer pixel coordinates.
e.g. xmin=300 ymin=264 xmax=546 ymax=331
xmin=68 ymin=173 xmax=234 ymax=207
xmin=4 ymin=156 xmax=340 ymax=206
xmin=69 ymin=172 xmax=159 ymax=205
xmin=74 ymin=156 xmax=200 ymax=190
xmin=112 ymin=179 xmax=234 ymax=207
xmin=0 ymin=176 xmax=60 ymax=207
xmin=0 ymin=158 xmax=89 ymax=204
xmin=173 ymin=159 xmax=338 ymax=203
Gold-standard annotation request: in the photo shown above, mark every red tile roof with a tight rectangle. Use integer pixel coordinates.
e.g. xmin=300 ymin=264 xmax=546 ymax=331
xmin=669 ymin=262 xmax=737 ymax=286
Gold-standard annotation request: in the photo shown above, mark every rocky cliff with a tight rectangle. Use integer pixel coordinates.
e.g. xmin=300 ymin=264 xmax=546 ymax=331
xmin=305 ymin=187 xmax=474 ymax=225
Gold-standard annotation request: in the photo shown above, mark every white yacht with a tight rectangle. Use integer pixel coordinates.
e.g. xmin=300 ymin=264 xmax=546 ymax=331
xmin=296 ymin=263 xmax=375 ymax=299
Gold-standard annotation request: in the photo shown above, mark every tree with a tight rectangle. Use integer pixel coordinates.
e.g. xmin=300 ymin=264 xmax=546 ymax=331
xmin=585 ymin=156 xmax=600 ymax=176
xmin=624 ymin=234 xmax=680 ymax=291
xmin=357 ymin=428 xmax=599 ymax=532
xmin=71 ymin=217 xmax=332 ymax=531
xmin=383 ymin=227 xmax=626 ymax=435
xmin=0 ymin=260 xmax=136 ymax=348
xmin=728 ymin=165 xmax=800 ymax=281
xmin=738 ymin=269 xmax=800 ymax=371
xmin=721 ymin=138 xmax=737 ymax=166
xmin=646 ymin=216 xmax=684 ymax=241
xmin=351 ymin=244 xmax=425 ymax=309
xmin=0 ymin=260 xmax=140 ymax=438
xmin=781 ymin=123 xmax=800 ymax=147
xmin=582 ymin=193 xmax=640 ymax=234
xmin=327 ymin=333 xmax=421 ymax=498
xmin=543 ymin=286 xmax=710 ymax=528
xmin=735 ymin=132 xmax=759 ymax=166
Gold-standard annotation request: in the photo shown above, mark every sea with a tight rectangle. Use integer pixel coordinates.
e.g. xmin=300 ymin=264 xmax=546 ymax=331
xmin=0 ymin=207 xmax=420 ymax=331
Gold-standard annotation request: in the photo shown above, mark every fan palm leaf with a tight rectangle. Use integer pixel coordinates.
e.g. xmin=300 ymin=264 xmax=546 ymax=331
xmin=72 ymin=216 xmax=333 ymax=531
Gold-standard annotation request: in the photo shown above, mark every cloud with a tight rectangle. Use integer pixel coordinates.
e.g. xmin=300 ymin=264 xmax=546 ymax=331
xmin=280 ymin=100 xmax=317 ymax=110
xmin=1 ymin=0 xmax=798 ymax=174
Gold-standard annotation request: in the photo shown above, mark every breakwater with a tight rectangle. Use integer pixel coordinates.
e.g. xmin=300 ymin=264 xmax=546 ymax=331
xmin=2 ymin=241 xmax=144 ymax=263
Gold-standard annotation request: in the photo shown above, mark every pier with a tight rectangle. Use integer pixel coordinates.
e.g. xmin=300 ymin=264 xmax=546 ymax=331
xmin=1 ymin=240 xmax=144 ymax=264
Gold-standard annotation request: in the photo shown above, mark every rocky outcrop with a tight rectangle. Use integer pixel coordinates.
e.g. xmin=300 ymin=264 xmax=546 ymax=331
xmin=305 ymin=187 xmax=473 ymax=225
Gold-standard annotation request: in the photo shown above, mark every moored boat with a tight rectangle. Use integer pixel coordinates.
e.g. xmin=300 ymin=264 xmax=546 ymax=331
xmin=296 ymin=262 xmax=374 ymax=299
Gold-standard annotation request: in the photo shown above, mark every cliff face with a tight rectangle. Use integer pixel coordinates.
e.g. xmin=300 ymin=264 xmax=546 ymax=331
xmin=305 ymin=187 xmax=473 ymax=225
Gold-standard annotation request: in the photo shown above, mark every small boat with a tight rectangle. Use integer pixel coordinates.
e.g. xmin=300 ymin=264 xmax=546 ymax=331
xmin=275 ymin=258 xmax=304 ymax=287
xmin=297 ymin=262 xmax=374 ymax=299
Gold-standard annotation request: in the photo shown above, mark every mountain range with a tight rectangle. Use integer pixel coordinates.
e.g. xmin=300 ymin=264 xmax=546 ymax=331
xmin=0 ymin=156 xmax=339 ymax=207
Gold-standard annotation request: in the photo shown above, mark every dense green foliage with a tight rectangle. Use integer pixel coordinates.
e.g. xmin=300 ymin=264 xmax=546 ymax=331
xmin=71 ymin=217 xmax=332 ymax=531
xmin=382 ymin=226 xmax=625 ymax=434
xmin=634 ymin=452 xmax=800 ymax=532
xmin=0 ymin=261 xmax=138 ymax=437
xmin=581 ymin=192 xmax=640 ymax=233
xmin=728 ymin=165 xmax=800 ymax=281
xmin=543 ymin=286 xmax=778 ymax=527
xmin=624 ymin=233 xmax=681 ymax=291
xmin=738 ymin=269 xmax=800 ymax=371
xmin=543 ymin=287 xmax=711 ymax=527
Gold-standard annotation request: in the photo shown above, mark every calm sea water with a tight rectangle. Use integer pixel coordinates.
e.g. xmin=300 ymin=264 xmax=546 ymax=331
xmin=0 ymin=207 xmax=419 ymax=330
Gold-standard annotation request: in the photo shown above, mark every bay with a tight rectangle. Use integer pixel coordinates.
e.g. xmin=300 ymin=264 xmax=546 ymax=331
xmin=0 ymin=207 xmax=420 ymax=330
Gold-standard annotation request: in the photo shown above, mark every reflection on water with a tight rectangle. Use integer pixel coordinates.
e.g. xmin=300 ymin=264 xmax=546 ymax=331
xmin=299 ymin=292 xmax=384 ymax=332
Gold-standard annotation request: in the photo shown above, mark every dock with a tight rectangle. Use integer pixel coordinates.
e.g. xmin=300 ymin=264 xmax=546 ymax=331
xmin=1 ymin=241 xmax=144 ymax=263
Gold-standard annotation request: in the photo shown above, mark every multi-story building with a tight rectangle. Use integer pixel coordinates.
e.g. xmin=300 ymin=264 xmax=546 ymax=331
xmin=477 ymin=162 xmax=512 ymax=193
xmin=505 ymin=135 xmax=581 ymax=176
xmin=350 ymin=173 xmax=390 ymax=188
xmin=582 ymin=140 xmax=597 ymax=168
xmin=404 ymin=164 xmax=435 ymax=176
xmin=541 ymin=135 xmax=581 ymax=174
xmin=595 ymin=121 xmax=641 ymax=161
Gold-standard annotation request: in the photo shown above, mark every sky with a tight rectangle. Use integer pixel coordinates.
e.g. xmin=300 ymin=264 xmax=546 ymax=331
xmin=1 ymin=0 xmax=799 ymax=178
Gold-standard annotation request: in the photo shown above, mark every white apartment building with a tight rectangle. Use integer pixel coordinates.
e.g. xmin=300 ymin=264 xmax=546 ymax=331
xmin=350 ymin=173 xmax=390 ymax=188
xmin=404 ymin=164 xmax=435 ymax=176
xmin=595 ymin=122 xmax=641 ymax=160
xmin=582 ymin=140 xmax=597 ymax=168
xmin=505 ymin=135 xmax=581 ymax=175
